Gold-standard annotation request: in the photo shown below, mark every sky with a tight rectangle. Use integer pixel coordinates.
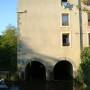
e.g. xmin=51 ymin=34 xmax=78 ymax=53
xmin=0 ymin=0 xmax=17 ymax=34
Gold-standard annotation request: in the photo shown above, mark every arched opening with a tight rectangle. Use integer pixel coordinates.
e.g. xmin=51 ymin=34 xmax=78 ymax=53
xmin=53 ymin=60 xmax=73 ymax=80
xmin=25 ymin=63 xmax=31 ymax=81
xmin=30 ymin=61 xmax=46 ymax=80
xmin=25 ymin=60 xmax=46 ymax=90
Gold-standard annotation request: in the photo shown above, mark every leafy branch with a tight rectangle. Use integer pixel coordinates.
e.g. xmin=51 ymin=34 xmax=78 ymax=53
xmin=76 ymin=0 xmax=90 ymax=13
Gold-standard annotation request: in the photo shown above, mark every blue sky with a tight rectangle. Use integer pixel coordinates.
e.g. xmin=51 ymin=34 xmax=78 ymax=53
xmin=0 ymin=0 xmax=17 ymax=34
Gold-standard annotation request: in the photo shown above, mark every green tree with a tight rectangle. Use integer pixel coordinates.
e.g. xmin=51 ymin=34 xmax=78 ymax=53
xmin=80 ymin=47 xmax=90 ymax=89
xmin=0 ymin=25 xmax=17 ymax=72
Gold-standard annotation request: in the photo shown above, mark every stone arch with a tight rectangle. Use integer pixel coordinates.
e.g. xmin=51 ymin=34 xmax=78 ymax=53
xmin=25 ymin=59 xmax=46 ymax=81
xmin=25 ymin=63 xmax=31 ymax=81
xmin=59 ymin=57 xmax=76 ymax=70
xmin=53 ymin=60 xmax=73 ymax=80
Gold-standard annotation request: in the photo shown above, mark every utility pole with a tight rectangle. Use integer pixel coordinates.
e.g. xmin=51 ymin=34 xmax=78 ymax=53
xmin=78 ymin=0 xmax=83 ymax=51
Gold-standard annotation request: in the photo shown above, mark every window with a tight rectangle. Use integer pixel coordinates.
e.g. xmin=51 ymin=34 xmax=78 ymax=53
xmin=87 ymin=0 xmax=90 ymax=6
xmin=61 ymin=0 xmax=67 ymax=5
xmin=62 ymin=0 xmax=67 ymax=2
xmin=88 ymin=13 xmax=90 ymax=26
xmin=62 ymin=33 xmax=70 ymax=46
xmin=62 ymin=13 xmax=69 ymax=26
xmin=88 ymin=33 xmax=90 ymax=46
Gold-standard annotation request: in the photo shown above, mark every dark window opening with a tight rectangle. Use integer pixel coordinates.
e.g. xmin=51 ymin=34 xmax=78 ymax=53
xmin=62 ymin=14 xmax=69 ymax=26
xmin=62 ymin=0 xmax=67 ymax=3
xmin=87 ymin=0 xmax=90 ymax=5
xmin=61 ymin=0 xmax=67 ymax=5
xmin=88 ymin=13 xmax=90 ymax=26
xmin=62 ymin=34 xmax=70 ymax=46
xmin=88 ymin=33 xmax=90 ymax=46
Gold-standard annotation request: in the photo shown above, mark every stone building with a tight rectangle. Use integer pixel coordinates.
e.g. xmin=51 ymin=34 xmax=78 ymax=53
xmin=17 ymin=0 xmax=90 ymax=80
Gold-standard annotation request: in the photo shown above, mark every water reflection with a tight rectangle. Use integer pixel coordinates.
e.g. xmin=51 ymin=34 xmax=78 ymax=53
xmin=19 ymin=80 xmax=73 ymax=90
xmin=5 ymin=80 xmax=73 ymax=90
xmin=10 ymin=85 xmax=19 ymax=90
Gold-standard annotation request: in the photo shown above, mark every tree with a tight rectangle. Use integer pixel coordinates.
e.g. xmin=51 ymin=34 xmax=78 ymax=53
xmin=80 ymin=47 xmax=90 ymax=89
xmin=0 ymin=25 xmax=17 ymax=72
xmin=81 ymin=47 xmax=90 ymax=84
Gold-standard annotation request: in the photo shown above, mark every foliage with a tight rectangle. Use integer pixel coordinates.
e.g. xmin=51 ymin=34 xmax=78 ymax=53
xmin=77 ymin=47 xmax=90 ymax=90
xmin=0 ymin=25 xmax=17 ymax=72
xmin=81 ymin=0 xmax=88 ymax=5
xmin=76 ymin=0 xmax=90 ymax=13
xmin=76 ymin=66 xmax=87 ymax=90
xmin=81 ymin=47 xmax=90 ymax=85
xmin=76 ymin=66 xmax=83 ymax=82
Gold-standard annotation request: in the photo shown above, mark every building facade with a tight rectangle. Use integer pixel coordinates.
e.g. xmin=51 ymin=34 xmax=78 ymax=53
xmin=17 ymin=0 xmax=90 ymax=80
